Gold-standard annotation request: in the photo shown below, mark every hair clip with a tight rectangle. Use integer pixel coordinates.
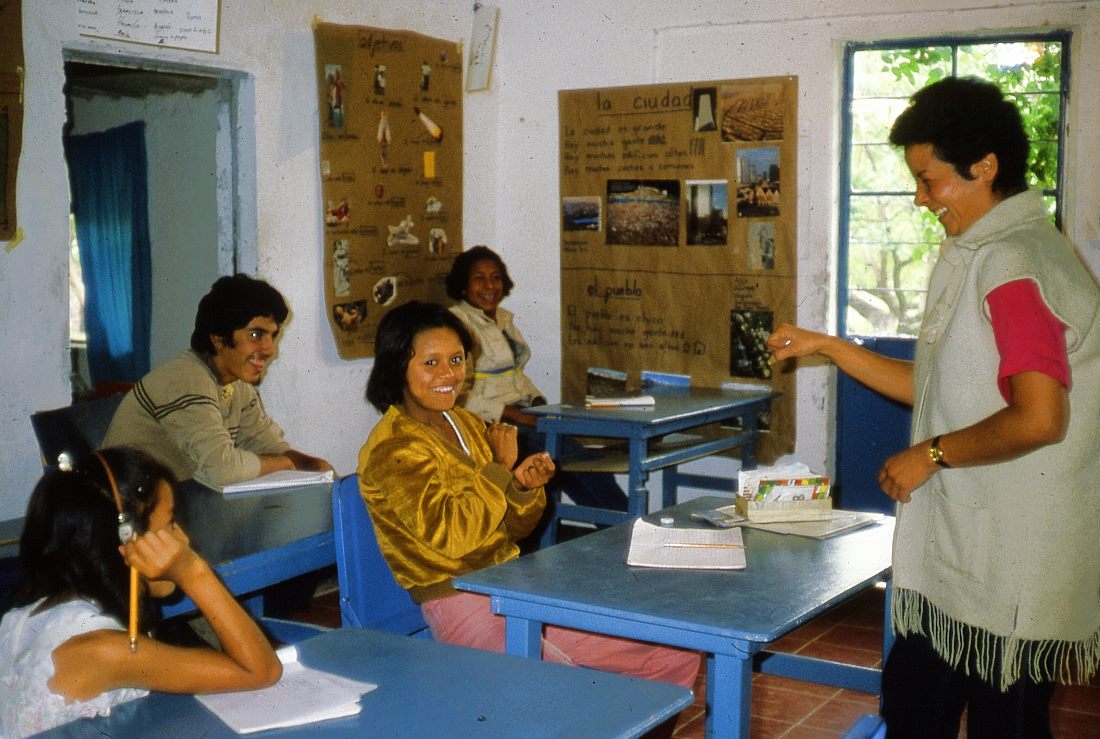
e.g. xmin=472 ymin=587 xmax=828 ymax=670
xmin=117 ymin=512 xmax=136 ymax=544
xmin=57 ymin=452 xmax=74 ymax=472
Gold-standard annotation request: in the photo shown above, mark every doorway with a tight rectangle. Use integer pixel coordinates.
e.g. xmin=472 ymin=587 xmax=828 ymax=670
xmin=62 ymin=56 xmax=252 ymax=399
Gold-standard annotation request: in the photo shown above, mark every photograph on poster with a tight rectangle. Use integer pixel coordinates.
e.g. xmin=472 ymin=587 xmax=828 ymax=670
xmin=324 ymin=65 xmax=345 ymax=128
xmin=718 ymin=83 xmax=784 ymax=142
xmin=425 ymin=195 xmax=442 ymax=213
xmin=606 ymin=179 xmax=680 ymax=246
xmin=735 ymin=147 xmax=780 ymax=218
xmin=685 ymin=179 xmax=728 ymax=245
xmin=377 ymin=111 xmax=391 ymax=165
xmin=332 ymin=239 xmax=350 ymax=296
xmin=334 ymin=300 xmax=368 ymax=332
xmin=325 ymin=197 xmax=351 ymax=226
xmin=693 ymin=87 xmax=717 ymax=132
xmin=373 ymin=276 xmax=398 ymax=306
xmin=729 ymin=308 xmax=774 ymax=380
xmin=562 ymin=195 xmax=601 ymax=232
xmin=747 ymin=222 xmax=776 ymax=269
xmin=421 ymin=60 xmax=431 ymax=91
xmin=373 ymin=64 xmax=386 ymax=95
xmin=387 ymin=215 xmax=419 ymax=246
xmin=428 ymin=228 xmax=448 ymax=254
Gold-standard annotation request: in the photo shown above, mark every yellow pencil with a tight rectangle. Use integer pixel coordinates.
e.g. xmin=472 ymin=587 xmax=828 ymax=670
xmin=129 ymin=566 xmax=139 ymax=652
xmin=663 ymin=542 xmax=744 ymax=549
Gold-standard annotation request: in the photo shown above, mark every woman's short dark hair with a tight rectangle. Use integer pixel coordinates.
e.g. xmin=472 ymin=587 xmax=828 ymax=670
xmin=889 ymin=76 xmax=1029 ymax=198
xmin=365 ymin=301 xmax=473 ymax=413
xmin=444 ymin=245 xmax=515 ymax=302
xmin=190 ymin=274 xmax=290 ymax=354
xmin=14 ymin=447 xmax=174 ymax=624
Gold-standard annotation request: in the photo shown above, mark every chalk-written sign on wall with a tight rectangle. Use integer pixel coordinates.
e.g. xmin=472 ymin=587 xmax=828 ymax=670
xmin=75 ymin=0 xmax=221 ymax=53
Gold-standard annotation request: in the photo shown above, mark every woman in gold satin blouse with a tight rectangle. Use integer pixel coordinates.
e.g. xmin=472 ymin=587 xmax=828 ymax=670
xmin=357 ymin=301 xmax=699 ymax=687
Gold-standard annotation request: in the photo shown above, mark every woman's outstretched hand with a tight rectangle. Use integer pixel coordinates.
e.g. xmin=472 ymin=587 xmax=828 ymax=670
xmin=766 ymin=323 xmax=830 ymax=364
xmin=513 ymin=452 xmax=555 ymax=491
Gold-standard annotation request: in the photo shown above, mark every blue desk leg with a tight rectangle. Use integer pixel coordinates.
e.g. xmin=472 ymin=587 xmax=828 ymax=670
xmin=880 ymin=578 xmax=894 ymax=713
xmin=504 ymin=614 xmax=542 ymax=658
xmin=628 ymin=437 xmax=649 ymax=517
xmin=539 ymin=429 xmax=564 ymax=549
xmin=709 ymin=648 xmax=752 ymax=738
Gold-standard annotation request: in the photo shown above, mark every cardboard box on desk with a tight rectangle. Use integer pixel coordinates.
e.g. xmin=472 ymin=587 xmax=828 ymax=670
xmin=734 ymin=477 xmax=833 ymax=523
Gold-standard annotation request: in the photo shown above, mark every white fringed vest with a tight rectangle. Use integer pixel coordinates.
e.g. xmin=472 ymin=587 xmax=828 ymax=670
xmin=894 ymin=189 xmax=1100 ymax=690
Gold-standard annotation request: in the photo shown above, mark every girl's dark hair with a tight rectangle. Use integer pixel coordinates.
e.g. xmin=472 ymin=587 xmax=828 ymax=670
xmin=190 ymin=274 xmax=290 ymax=354
xmin=444 ymin=245 xmax=515 ymax=302
xmin=14 ymin=447 xmax=173 ymax=624
xmin=889 ymin=76 xmax=1029 ymax=198
xmin=365 ymin=301 xmax=473 ymax=413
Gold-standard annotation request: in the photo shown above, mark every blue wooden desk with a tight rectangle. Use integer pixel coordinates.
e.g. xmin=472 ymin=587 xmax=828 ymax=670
xmin=1 ymin=481 xmax=334 ymax=633
xmin=160 ymin=480 xmax=335 ymax=621
xmin=455 ymin=496 xmax=895 ymax=738
xmin=37 ymin=627 xmax=693 ymax=738
xmin=527 ymin=387 xmax=773 ymax=543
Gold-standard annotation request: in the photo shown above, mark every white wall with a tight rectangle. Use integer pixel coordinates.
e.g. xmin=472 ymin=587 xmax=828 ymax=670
xmin=2 ymin=0 xmax=1097 ymax=520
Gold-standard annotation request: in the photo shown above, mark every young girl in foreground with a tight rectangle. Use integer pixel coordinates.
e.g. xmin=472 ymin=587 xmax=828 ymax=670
xmin=0 ymin=447 xmax=281 ymax=737
xmin=358 ymin=301 xmax=699 ymax=688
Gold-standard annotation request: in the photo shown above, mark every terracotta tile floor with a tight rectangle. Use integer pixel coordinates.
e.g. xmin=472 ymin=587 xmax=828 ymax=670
xmin=287 ymin=582 xmax=1100 ymax=738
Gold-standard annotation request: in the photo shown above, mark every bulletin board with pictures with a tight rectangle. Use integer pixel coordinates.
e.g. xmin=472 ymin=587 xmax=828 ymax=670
xmin=558 ymin=76 xmax=797 ymax=461
xmin=314 ymin=22 xmax=463 ymax=358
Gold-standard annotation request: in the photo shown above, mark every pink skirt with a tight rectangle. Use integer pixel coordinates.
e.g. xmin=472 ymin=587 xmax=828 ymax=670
xmin=421 ymin=591 xmax=700 ymax=689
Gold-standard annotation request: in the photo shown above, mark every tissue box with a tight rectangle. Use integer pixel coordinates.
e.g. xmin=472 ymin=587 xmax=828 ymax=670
xmin=734 ymin=475 xmax=833 ymax=522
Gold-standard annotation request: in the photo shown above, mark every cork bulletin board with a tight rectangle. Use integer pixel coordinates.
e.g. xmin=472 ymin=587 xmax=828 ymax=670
xmin=314 ymin=22 xmax=463 ymax=358
xmin=559 ymin=76 xmax=797 ymax=462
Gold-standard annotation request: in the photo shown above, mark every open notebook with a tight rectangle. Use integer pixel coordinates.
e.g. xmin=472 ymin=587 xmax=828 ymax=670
xmin=215 ymin=469 xmax=334 ymax=495
xmin=626 ymin=518 xmax=746 ymax=570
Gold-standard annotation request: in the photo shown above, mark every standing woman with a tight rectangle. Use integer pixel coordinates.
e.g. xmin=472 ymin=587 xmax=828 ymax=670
xmin=0 ymin=447 xmax=281 ymax=737
xmin=767 ymin=77 xmax=1099 ymax=736
xmin=445 ymin=245 xmax=628 ymax=512
xmin=358 ymin=301 xmax=699 ymax=687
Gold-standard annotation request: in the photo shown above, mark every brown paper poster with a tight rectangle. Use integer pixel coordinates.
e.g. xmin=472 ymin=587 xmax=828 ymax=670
xmin=0 ymin=0 xmax=24 ymax=241
xmin=314 ymin=22 xmax=463 ymax=358
xmin=559 ymin=77 xmax=797 ymax=462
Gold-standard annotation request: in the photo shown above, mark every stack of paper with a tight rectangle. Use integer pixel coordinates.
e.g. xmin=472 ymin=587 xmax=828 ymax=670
xmin=626 ymin=518 xmax=746 ymax=570
xmin=216 ymin=469 xmax=335 ymax=495
xmin=584 ymin=395 xmax=656 ymax=408
xmin=197 ymin=645 xmax=376 ymax=734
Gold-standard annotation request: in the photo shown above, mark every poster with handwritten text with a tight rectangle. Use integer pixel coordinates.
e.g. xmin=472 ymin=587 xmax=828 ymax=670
xmin=314 ymin=23 xmax=462 ymax=358
xmin=75 ymin=0 xmax=220 ymax=53
xmin=559 ymin=77 xmax=797 ymax=461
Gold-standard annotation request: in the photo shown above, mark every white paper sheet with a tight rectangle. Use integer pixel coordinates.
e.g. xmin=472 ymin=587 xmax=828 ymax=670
xmin=626 ymin=518 xmax=746 ymax=570
xmin=196 ymin=645 xmax=377 ymax=734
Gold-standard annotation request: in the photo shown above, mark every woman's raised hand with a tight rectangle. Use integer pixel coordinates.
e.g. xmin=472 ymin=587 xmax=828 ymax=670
xmin=487 ymin=420 xmax=519 ymax=469
xmin=513 ymin=452 xmax=555 ymax=491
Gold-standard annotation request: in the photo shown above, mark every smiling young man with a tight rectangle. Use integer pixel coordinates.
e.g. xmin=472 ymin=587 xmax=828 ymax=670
xmin=104 ymin=275 xmax=331 ymax=489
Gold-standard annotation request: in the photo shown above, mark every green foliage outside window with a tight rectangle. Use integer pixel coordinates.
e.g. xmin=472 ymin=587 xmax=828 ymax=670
xmin=844 ymin=38 xmax=1065 ymax=337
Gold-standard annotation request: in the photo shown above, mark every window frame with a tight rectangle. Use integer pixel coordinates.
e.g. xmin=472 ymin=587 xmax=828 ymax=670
xmin=836 ymin=32 xmax=1071 ymax=339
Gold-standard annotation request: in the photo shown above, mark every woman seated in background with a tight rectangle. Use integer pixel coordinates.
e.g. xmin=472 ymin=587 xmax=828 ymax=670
xmin=357 ymin=301 xmax=699 ymax=688
xmin=0 ymin=447 xmax=281 ymax=737
xmin=445 ymin=245 xmax=629 ymax=512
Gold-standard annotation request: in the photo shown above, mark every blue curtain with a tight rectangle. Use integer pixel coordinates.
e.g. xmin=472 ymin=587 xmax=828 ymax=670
xmin=65 ymin=121 xmax=152 ymax=385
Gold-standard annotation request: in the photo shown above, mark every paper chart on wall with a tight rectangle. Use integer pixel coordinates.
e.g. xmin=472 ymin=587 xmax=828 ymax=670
xmin=558 ymin=77 xmax=798 ymax=463
xmin=75 ymin=0 xmax=221 ymax=53
xmin=314 ymin=22 xmax=464 ymax=359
